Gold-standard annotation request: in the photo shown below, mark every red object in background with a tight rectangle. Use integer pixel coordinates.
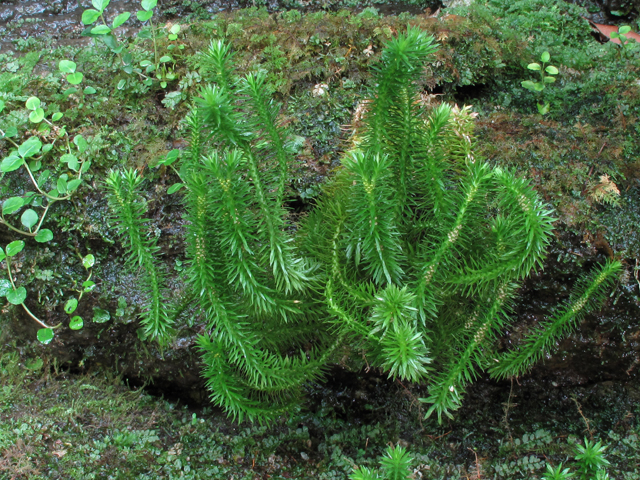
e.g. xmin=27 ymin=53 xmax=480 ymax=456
xmin=587 ymin=20 xmax=640 ymax=44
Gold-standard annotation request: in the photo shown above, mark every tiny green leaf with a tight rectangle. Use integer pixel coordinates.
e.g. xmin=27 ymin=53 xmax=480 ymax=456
xmin=83 ymin=86 xmax=97 ymax=94
xmin=61 ymin=153 xmax=79 ymax=171
xmin=159 ymin=55 xmax=172 ymax=63
xmin=537 ymin=102 xmax=550 ymax=115
xmin=534 ymin=83 xmax=545 ymax=92
xmin=38 ymin=169 xmax=51 ymax=188
xmin=137 ymin=10 xmax=153 ymax=21
xmin=42 ymin=144 xmax=54 ymax=154
xmin=25 ymin=358 xmax=44 ymax=370
xmin=65 ymin=298 xmax=78 ymax=314
xmin=3 ymin=127 xmax=18 ymax=138
xmin=540 ymin=51 xmax=550 ymax=62
xmin=18 ymin=136 xmax=43 ymax=158
xmin=619 ymin=26 xmax=632 ymax=35
xmin=91 ymin=24 xmax=111 ymax=35
xmin=83 ymin=254 xmax=96 ymax=269
xmin=68 ymin=178 xmax=82 ymax=191
xmin=170 ymin=24 xmax=180 ymax=35
xmin=0 ymin=99 xmax=4 ymax=113
xmin=93 ymin=308 xmax=111 ymax=323
xmin=37 ymin=327 xmax=54 ymax=344
xmin=112 ymin=11 xmax=131 ymax=28
xmin=7 ymin=286 xmax=27 ymax=305
xmin=545 ymin=65 xmax=559 ymax=75
xmin=0 ymin=278 xmax=10 ymax=295
xmin=160 ymin=81 xmax=167 ymax=88
xmin=57 ymin=177 xmax=68 ymax=195
xmin=6 ymin=240 xmax=25 ymax=256
xmin=35 ymin=229 xmax=53 ymax=243
xmin=21 ymin=209 xmax=38 ymax=229
xmin=81 ymin=9 xmax=101 ymax=24
xmin=92 ymin=0 xmax=110 ymax=12
xmin=52 ymin=112 xmax=63 ymax=121
xmin=59 ymin=60 xmax=77 ymax=73
xmin=29 ymin=108 xmax=45 ymax=123
xmin=167 ymin=183 xmax=184 ymax=194
xmin=521 ymin=80 xmax=536 ymax=91
xmin=67 ymin=72 xmax=84 ymax=85
xmin=527 ymin=63 xmax=541 ymax=71
xmin=74 ymin=135 xmax=89 ymax=153
xmin=0 ymin=155 xmax=24 ymax=173
xmin=117 ymin=79 xmax=126 ymax=90
xmin=3 ymin=197 xmax=24 ymax=215
xmin=141 ymin=0 xmax=157 ymax=11
xmin=544 ymin=76 xmax=556 ymax=84
xmin=69 ymin=316 xmax=84 ymax=330
xmin=25 ymin=96 xmax=41 ymax=110
xmin=83 ymin=280 xmax=96 ymax=293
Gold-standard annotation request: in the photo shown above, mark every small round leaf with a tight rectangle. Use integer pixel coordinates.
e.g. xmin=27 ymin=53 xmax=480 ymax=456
xmin=6 ymin=240 xmax=25 ymax=257
xmin=7 ymin=286 xmax=26 ymax=305
xmin=67 ymin=72 xmax=84 ymax=85
xmin=29 ymin=108 xmax=45 ymax=123
xmin=93 ymin=308 xmax=111 ymax=323
xmin=83 ymin=254 xmax=95 ymax=269
xmin=620 ymin=26 xmax=632 ymax=34
xmin=545 ymin=65 xmax=559 ymax=75
xmin=527 ymin=63 xmax=541 ymax=71
xmin=69 ymin=316 xmax=84 ymax=330
xmin=37 ymin=327 xmax=54 ymax=344
xmin=64 ymin=298 xmax=78 ymax=314
xmin=83 ymin=86 xmax=97 ymax=94
xmin=159 ymin=55 xmax=172 ymax=63
xmin=83 ymin=280 xmax=96 ymax=293
xmin=540 ymin=51 xmax=550 ymax=62
xmin=170 ymin=24 xmax=181 ymax=35
xmin=59 ymin=60 xmax=77 ymax=73
xmin=21 ymin=209 xmax=38 ymax=229
xmin=35 ymin=229 xmax=53 ymax=243
xmin=141 ymin=0 xmax=157 ymax=11
xmin=25 ymin=96 xmax=41 ymax=110
xmin=0 ymin=279 xmax=11 ymax=296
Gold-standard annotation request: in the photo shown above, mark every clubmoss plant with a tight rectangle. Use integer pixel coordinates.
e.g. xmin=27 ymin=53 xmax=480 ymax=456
xmin=107 ymin=30 xmax=622 ymax=424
